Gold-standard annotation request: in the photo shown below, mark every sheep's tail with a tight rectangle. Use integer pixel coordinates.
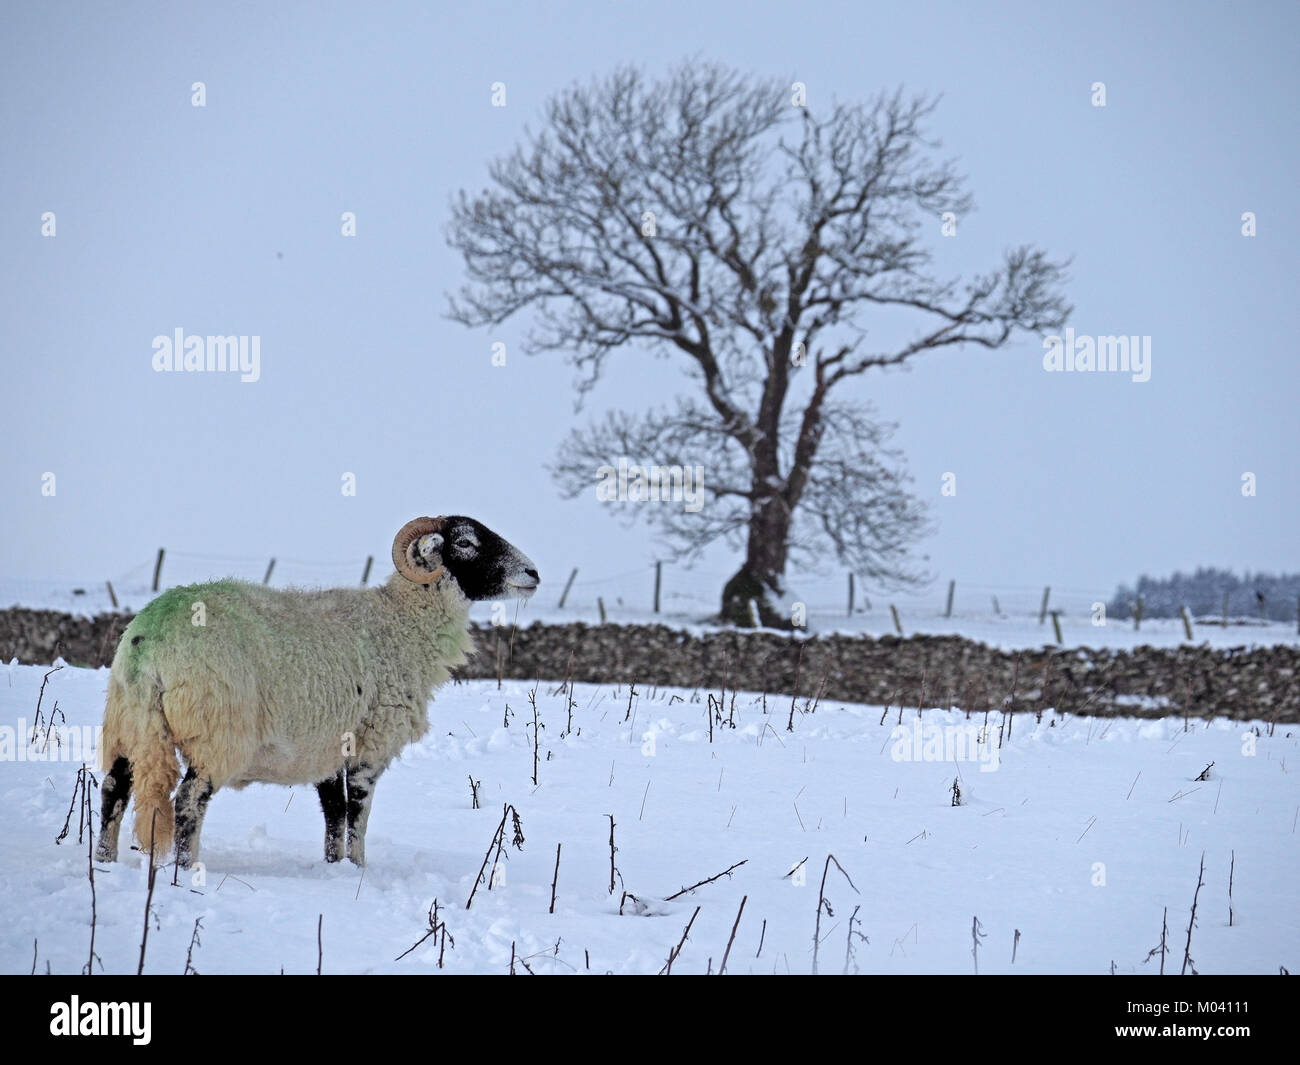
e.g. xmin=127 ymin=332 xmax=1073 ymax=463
xmin=103 ymin=671 xmax=178 ymax=861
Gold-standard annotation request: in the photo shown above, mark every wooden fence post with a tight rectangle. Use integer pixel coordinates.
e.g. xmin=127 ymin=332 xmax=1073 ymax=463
xmin=1049 ymin=610 xmax=1063 ymax=645
xmin=847 ymin=573 xmax=855 ymax=617
xmin=360 ymin=555 xmax=373 ymax=586
xmin=1038 ymin=586 xmax=1051 ymax=624
xmin=1180 ymin=606 xmax=1194 ymax=641
xmin=890 ymin=604 xmax=903 ymax=636
xmin=945 ymin=580 xmax=955 ymax=618
xmin=653 ymin=561 xmax=662 ymax=613
xmin=263 ymin=558 xmax=276 ymax=585
xmin=152 ymin=548 xmax=165 ymax=592
xmin=106 ymin=581 xmax=118 ymax=609
xmin=558 ymin=568 xmax=578 ymax=609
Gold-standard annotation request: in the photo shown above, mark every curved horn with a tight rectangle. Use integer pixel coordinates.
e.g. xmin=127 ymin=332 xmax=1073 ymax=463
xmin=391 ymin=516 xmax=447 ymax=585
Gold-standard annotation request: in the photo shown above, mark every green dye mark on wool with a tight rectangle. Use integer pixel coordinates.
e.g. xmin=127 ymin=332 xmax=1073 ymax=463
xmin=121 ymin=580 xmax=245 ymax=680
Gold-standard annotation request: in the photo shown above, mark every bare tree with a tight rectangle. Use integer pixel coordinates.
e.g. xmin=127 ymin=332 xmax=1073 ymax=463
xmin=447 ymin=60 xmax=1070 ymax=626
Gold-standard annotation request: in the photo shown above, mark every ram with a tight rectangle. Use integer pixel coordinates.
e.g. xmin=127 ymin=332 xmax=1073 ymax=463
xmin=94 ymin=515 xmax=538 ymax=867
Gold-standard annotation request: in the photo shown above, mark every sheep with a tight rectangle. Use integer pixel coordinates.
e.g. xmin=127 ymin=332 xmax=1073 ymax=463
xmin=94 ymin=515 xmax=539 ymax=868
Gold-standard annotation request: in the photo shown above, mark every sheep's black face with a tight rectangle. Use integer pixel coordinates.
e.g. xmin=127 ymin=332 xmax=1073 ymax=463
xmin=438 ymin=516 xmax=539 ymax=601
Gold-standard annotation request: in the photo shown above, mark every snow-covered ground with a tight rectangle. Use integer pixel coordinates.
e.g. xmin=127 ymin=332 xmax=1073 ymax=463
xmin=2 ymin=661 xmax=1296 ymax=975
xmin=3 ymin=567 xmax=1297 ymax=653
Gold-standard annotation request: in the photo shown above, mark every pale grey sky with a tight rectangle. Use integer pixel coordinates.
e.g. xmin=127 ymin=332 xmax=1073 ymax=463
xmin=2 ymin=0 xmax=1296 ymax=614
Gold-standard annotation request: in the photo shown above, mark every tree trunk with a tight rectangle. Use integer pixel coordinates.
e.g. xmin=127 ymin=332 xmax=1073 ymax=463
xmin=720 ymin=500 xmax=792 ymax=628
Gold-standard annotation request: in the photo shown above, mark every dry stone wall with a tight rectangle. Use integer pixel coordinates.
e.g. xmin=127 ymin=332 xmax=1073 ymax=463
xmin=2 ymin=608 xmax=1294 ymax=722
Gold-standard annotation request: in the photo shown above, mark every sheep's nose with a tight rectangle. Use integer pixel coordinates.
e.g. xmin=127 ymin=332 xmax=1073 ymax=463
xmin=507 ymin=567 xmax=540 ymax=595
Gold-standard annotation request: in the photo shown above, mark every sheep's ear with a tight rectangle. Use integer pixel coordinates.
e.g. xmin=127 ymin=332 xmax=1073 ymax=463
xmin=416 ymin=533 xmax=443 ymax=560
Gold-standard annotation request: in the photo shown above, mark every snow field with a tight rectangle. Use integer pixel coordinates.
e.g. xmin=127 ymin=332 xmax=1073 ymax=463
xmin=1 ymin=661 xmax=1296 ymax=974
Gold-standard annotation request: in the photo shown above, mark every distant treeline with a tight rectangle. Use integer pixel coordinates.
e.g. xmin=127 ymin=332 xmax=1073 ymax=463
xmin=1108 ymin=567 xmax=1300 ymax=621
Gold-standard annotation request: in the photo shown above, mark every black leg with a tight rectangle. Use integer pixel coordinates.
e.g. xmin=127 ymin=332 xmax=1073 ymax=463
xmin=317 ymin=771 xmax=347 ymax=863
xmin=345 ymin=762 xmax=380 ymax=866
xmin=174 ymin=767 xmax=214 ymax=868
xmin=95 ymin=756 xmax=132 ymax=862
